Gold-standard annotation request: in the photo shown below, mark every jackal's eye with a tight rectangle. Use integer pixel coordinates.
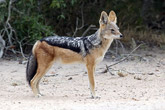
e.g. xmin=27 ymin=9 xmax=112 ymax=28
xmin=111 ymin=29 xmax=115 ymax=32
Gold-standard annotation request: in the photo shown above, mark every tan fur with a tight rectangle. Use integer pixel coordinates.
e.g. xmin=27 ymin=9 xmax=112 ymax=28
xmin=30 ymin=10 xmax=122 ymax=98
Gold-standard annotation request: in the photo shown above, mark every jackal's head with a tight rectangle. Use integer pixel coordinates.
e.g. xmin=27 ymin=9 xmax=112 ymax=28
xmin=99 ymin=11 xmax=123 ymax=39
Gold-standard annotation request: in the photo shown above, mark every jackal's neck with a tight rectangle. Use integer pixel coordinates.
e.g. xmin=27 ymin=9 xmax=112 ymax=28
xmin=99 ymin=29 xmax=114 ymax=52
xmin=86 ymin=30 xmax=101 ymax=46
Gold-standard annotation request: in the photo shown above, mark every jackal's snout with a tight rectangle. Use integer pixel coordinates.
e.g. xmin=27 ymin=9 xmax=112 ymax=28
xmin=120 ymin=34 xmax=123 ymax=38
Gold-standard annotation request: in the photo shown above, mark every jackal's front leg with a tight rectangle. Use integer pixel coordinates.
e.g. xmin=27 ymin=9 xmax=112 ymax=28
xmin=86 ymin=63 xmax=96 ymax=98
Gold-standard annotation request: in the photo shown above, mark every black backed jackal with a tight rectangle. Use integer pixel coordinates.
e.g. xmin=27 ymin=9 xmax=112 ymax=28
xmin=26 ymin=10 xmax=123 ymax=98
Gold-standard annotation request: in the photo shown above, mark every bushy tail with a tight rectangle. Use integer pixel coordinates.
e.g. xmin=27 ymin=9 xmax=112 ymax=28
xmin=26 ymin=52 xmax=38 ymax=86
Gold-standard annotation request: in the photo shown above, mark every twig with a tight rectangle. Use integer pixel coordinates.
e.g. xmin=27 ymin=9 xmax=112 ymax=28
xmin=106 ymin=43 xmax=144 ymax=68
xmin=6 ymin=0 xmax=12 ymax=23
xmin=0 ymin=35 xmax=5 ymax=58
xmin=116 ymin=40 xmax=125 ymax=53
xmin=115 ymin=40 xmax=119 ymax=55
xmin=107 ymin=40 xmax=126 ymax=57
xmin=105 ymin=65 xmax=115 ymax=75
xmin=65 ymin=74 xmax=79 ymax=77
xmin=81 ymin=24 xmax=96 ymax=37
xmin=45 ymin=74 xmax=58 ymax=77
xmin=18 ymin=41 xmax=26 ymax=58
xmin=72 ymin=4 xmax=84 ymax=37
xmin=12 ymin=6 xmax=24 ymax=15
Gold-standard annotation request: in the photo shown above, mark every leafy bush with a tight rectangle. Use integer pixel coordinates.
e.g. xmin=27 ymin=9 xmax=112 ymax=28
xmin=13 ymin=15 xmax=53 ymax=45
xmin=0 ymin=0 xmax=164 ymax=57
xmin=0 ymin=0 xmax=54 ymax=54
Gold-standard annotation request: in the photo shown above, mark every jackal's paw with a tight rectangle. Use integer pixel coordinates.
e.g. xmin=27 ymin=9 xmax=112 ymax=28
xmin=35 ymin=93 xmax=44 ymax=98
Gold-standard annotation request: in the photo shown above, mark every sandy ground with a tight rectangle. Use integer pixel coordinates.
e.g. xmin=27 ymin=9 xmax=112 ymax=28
xmin=0 ymin=48 xmax=165 ymax=110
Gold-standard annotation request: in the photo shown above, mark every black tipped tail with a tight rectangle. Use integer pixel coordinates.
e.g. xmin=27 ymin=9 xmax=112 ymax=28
xmin=26 ymin=53 xmax=38 ymax=86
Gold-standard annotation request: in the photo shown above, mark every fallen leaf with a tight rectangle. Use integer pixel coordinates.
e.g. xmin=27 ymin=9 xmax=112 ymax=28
xmin=118 ymin=71 xmax=128 ymax=77
xmin=11 ymin=83 xmax=18 ymax=86
xmin=132 ymin=98 xmax=139 ymax=101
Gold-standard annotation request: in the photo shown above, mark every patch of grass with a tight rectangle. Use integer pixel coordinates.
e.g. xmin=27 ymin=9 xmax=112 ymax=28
xmin=121 ymin=28 xmax=165 ymax=48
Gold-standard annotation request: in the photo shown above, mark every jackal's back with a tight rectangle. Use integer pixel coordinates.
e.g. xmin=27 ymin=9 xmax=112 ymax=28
xmin=40 ymin=31 xmax=101 ymax=57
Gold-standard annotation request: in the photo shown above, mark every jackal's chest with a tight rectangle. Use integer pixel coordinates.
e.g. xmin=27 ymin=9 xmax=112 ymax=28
xmin=96 ymin=55 xmax=104 ymax=64
xmin=95 ymin=39 xmax=113 ymax=64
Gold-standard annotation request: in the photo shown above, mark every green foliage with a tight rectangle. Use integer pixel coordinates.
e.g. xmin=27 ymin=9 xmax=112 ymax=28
xmin=0 ymin=0 xmax=54 ymax=49
xmin=0 ymin=0 xmax=164 ymax=54
xmin=0 ymin=1 xmax=7 ymax=24
xmin=50 ymin=0 xmax=77 ymax=8
xmin=50 ymin=0 xmax=78 ymax=20
xmin=13 ymin=15 xmax=53 ymax=44
xmin=50 ymin=0 xmax=66 ymax=8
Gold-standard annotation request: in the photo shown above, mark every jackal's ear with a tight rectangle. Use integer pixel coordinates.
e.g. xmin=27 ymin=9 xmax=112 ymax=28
xmin=109 ymin=10 xmax=117 ymax=24
xmin=99 ymin=11 xmax=108 ymax=26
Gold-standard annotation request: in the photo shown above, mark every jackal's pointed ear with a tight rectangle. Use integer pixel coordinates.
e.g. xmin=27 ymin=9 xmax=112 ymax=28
xmin=109 ymin=10 xmax=117 ymax=24
xmin=99 ymin=11 xmax=108 ymax=26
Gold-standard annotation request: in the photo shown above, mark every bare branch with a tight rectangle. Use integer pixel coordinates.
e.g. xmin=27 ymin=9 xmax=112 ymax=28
xmin=6 ymin=0 xmax=12 ymax=23
xmin=0 ymin=35 xmax=5 ymax=58
xmin=72 ymin=4 xmax=84 ymax=37
xmin=1 ymin=0 xmax=26 ymax=58
xmin=115 ymin=39 xmax=126 ymax=54
xmin=108 ymin=43 xmax=143 ymax=67
xmin=12 ymin=6 xmax=24 ymax=14
xmin=81 ymin=24 xmax=96 ymax=37
xmin=3 ymin=0 xmax=17 ymax=54
xmin=18 ymin=41 xmax=26 ymax=58
xmin=104 ymin=43 xmax=144 ymax=74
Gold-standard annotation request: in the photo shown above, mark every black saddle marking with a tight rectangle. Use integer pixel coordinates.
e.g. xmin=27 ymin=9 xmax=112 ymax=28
xmin=40 ymin=36 xmax=83 ymax=53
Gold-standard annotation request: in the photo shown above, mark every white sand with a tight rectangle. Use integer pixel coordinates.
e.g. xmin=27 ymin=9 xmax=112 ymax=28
xmin=0 ymin=48 xmax=165 ymax=110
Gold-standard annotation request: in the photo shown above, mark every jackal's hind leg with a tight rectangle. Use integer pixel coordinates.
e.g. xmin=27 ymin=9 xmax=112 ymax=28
xmin=30 ymin=55 xmax=54 ymax=97
xmin=30 ymin=66 xmax=48 ymax=97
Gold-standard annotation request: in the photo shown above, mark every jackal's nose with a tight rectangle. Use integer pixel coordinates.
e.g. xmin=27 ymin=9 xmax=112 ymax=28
xmin=120 ymin=35 xmax=123 ymax=38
